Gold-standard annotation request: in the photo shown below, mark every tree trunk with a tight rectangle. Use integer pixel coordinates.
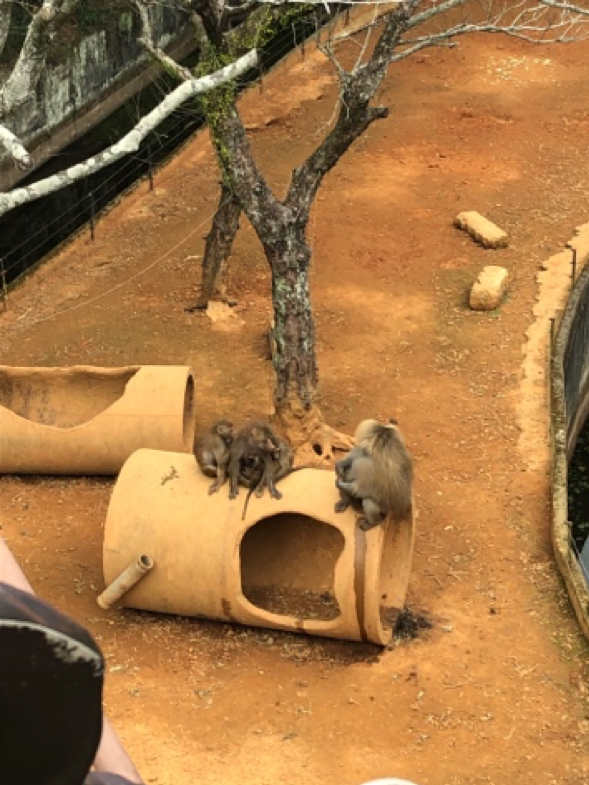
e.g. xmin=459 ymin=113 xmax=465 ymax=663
xmin=263 ymin=220 xmax=353 ymax=461
xmin=186 ymin=184 xmax=241 ymax=311
xmin=266 ymin=223 xmax=318 ymax=411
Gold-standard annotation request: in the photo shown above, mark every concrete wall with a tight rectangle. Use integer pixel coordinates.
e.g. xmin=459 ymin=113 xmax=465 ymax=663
xmin=551 ymin=263 xmax=589 ymax=642
xmin=0 ymin=5 xmax=194 ymax=191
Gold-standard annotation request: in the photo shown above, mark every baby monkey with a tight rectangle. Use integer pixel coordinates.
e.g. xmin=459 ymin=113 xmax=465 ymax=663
xmin=335 ymin=418 xmax=413 ymax=531
xmin=194 ymin=419 xmax=235 ymax=495
xmin=254 ymin=435 xmax=294 ymax=500
xmin=227 ymin=421 xmax=281 ymax=501
xmin=240 ymin=435 xmax=294 ymax=519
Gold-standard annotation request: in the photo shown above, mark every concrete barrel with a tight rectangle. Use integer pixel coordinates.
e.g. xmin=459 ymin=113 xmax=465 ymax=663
xmin=0 ymin=365 xmax=196 ymax=475
xmin=103 ymin=449 xmax=416 ymax=646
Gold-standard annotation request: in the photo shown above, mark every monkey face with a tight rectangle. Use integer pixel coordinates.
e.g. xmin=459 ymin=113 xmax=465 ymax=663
xmin=215 ymin=420 xmax=234 ymax=444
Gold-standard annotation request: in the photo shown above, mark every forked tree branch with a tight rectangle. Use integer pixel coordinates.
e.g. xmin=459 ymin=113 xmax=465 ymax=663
xmin=0 ymin=50 xmax=258 ymax=216
xmin=0 ymin=1 xmax=12 ymax=57
xmin=0 ymin=0 xmax=81 ymax=167
xmin=0 ymin=124 xmax=32 ymax=169
xmin=284 ymin=0 xmax=418 ymax=218
xmin=287 ymin=0 xmax=589 ymax=218
xmin=134 ymin=0 xmax=195 ymax=80
xmin=136 ymin=0 xmax=287 ymax=237
xmin=1 ymin=1 xmax=82 ymax=113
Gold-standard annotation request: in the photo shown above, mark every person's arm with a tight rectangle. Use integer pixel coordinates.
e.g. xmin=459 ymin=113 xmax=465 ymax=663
xmin=92 ymin=718 xmax=143 ymax=784
xmin=0 ymin=538 xmax=34 ymax=593
xmin=0 ymin=538 xmax=144 ymax=783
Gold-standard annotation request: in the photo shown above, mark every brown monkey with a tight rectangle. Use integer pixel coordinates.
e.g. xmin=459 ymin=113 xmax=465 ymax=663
xmin=241 ymin=436 xmax=294 ymax=520
xmin=227 ymin=421 xmax=279 ymax=501
xmin=257 ymin=436 xmax=294 ymax=499
xmin=194 ymin=419 xmax=234 ymax=495
xmin=334 ymin=418 xmax=413 ymax=531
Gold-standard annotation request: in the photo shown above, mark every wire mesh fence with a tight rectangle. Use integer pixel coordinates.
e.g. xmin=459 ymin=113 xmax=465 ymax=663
xmin=550 ymin=261 xmax=589 ymax=635
xmin=0 ymin=7 xmax=331 ymax=292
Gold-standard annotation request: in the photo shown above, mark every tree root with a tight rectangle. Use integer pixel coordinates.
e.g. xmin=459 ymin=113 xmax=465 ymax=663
xmin=272 ymin=401 xmax=354 ymax=468
xmin=293 ymin=423 xmax=355 ymax=468
xmin=185 ymin=291 xmax=238 ymax=313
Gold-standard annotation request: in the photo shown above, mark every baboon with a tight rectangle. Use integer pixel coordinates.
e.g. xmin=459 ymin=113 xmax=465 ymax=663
xmin=227 ymin=421 xmax=280 ymax=500
xmin=257 ymin=436 xmax=294 ymax=499
xmin=194 ymin=419 xmax=234 ymax=495
xmin=241 ymin=435 xmax=294 ymax=520
xmin=334 ymin=418 xmax=413 ymax=531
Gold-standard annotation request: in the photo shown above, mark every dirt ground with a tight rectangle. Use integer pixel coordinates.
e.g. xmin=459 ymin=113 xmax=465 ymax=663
xmin=2 ymin=19 xmax=589 ymax=785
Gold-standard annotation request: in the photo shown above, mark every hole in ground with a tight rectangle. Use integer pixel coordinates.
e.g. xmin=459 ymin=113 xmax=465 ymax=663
xmin=240 ymin=513 xmax=345 ymax=621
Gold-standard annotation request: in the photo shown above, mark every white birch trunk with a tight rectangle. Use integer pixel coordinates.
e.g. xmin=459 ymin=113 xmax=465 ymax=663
xmin=0 ymin=49 xmax=258 ymax=217
xmin=0 ymin=2 xmax=12 ymax=56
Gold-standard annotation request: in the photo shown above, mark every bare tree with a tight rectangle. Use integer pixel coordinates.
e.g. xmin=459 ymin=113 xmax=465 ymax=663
xmin=0 ymin=2 xmax=258 ymax=189
xmin=1 ymin=0 xmax=588 ymax=461
xmin=135 ymin=0 xmax=588 ymax=460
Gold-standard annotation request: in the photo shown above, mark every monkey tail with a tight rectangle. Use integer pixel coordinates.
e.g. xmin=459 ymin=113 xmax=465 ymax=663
xmin=241 ymin=487 xmax=255 ymax=521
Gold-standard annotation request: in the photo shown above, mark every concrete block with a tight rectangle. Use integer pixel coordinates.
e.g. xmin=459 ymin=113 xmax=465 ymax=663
xmin=470 ymin=266 xmax=509 ymax=311
xmin=454 ymin=211 xmax=508 ymax=249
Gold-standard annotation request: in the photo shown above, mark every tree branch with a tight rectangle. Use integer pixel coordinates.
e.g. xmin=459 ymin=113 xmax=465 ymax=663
xmin=284 ymin=2 xmax=416 ymax=218
xmin=0 ymin=1 xmax=12 ymax=57
xmin=214 ymin=102 xmax=286 ymax=238
xmin=136 ymin=0 xmax=287 ymax=236
xmin=1 ymin=1 xmax=80 ymax=116
xmin=0 ymin=0 xmax=82 ymax=167
xmin=134 ymin=0 xmax=195 ymax=80
xmin=0 ymin=124 xmax=32 ymax=169
xmin=0 ymin=50 xmax=258 ymax=217
xmin=540 ymin=0 xmax=589 ymax=11
xmin=405 ymin=0 xmax=589 ymax=41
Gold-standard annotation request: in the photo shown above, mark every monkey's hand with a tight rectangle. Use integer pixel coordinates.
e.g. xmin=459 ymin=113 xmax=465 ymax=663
xmin=334 ymin=498 xmax=349 ymax=513
xmin=335 ymin=453 xmax=353 ymax=476
xmin=229 ymin=488 xmax=239 ymax=500
xmin=358 ymin=516 xmax=379 ymax=532
xmin=207 ymin=482 xmax=221 ymax=495
xmin=270 ymin=488 xmax=283 ymax=500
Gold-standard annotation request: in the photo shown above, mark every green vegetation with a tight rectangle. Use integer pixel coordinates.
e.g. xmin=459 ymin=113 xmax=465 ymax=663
xmin=193 ymin=4 xmax=315 ymax=180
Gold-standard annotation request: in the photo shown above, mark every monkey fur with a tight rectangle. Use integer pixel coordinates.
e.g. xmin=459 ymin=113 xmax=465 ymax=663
xmin=227 ymin=421 xmax=281 ymax=501
xmin=194 ymin=419 xmax=235 ymax=495
xmin=334 ymin=418 xmax=413 ymax=531
xmin=241 ymin=436 xmax=294 ymax=520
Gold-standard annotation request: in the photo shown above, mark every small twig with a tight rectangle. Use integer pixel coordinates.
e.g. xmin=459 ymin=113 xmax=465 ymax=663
xmin=425 ymin=570 xmax=442 ymax=588
xmin=353 ymin=4 xmax=380 ymax=69
xmin=17 ymin=307 xmax=32 ymax=321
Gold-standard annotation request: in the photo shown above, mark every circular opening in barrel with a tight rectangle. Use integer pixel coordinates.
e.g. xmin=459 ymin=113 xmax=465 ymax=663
xmin=240 ymin=513 xmax=345 ymax=621
xmin=182 ymin=373 xmax=196 ymax=449
xmin=378 ymin=516 xmax=414 ymax=634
